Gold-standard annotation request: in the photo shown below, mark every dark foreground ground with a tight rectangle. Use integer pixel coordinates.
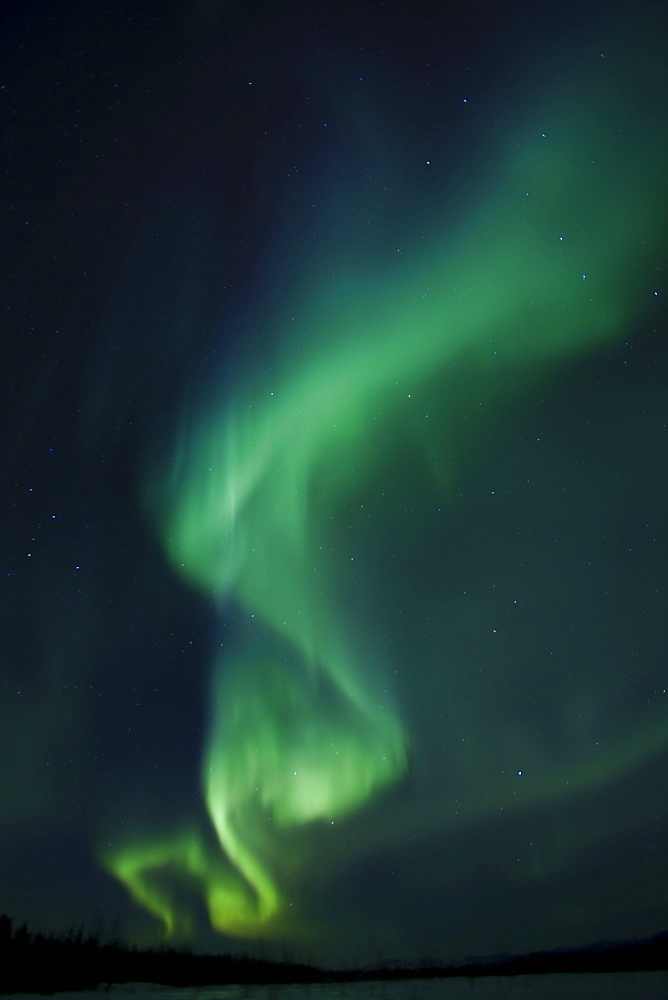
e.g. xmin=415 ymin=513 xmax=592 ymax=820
xmin=1 ymin=916 xmax=667 ymax=995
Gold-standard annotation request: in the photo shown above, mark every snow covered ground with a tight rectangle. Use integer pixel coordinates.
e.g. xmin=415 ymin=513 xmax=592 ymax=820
xmin=11 ymin=972 xmax=668 ymax=1000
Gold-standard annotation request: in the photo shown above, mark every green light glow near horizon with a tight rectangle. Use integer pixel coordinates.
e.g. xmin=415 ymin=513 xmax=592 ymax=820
xmin=102 ymin=56 xmax=667 ymax=945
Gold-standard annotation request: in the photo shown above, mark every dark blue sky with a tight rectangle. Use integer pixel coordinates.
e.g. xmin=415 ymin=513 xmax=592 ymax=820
xmin=1 ymin=0 xmax=666 ymax=967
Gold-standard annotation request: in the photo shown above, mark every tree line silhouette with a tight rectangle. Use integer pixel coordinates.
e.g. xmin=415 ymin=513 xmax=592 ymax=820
xmin=1 ymin=913 xmax=666 ymax=994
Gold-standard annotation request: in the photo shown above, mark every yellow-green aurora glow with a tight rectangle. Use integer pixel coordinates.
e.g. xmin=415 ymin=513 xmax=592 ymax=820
xmin=101 ymin=54 xmax=667 ymax=945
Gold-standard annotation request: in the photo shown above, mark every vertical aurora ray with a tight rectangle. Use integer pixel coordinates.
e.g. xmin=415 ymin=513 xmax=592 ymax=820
xmin=102 ymin=50 xmax=667 ymax=945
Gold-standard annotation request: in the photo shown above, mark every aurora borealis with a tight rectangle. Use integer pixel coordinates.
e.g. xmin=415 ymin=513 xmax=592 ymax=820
xmin=2 ymin=0 xmax=667 ymax=968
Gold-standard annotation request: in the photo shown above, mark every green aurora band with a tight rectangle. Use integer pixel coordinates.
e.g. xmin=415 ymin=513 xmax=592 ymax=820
xmin=102 ymin=57 xmax=667 ymax=944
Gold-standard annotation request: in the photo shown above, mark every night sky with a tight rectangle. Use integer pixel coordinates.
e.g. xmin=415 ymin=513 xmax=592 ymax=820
xmin=2 ymin=0 xmax=667 ymax=969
